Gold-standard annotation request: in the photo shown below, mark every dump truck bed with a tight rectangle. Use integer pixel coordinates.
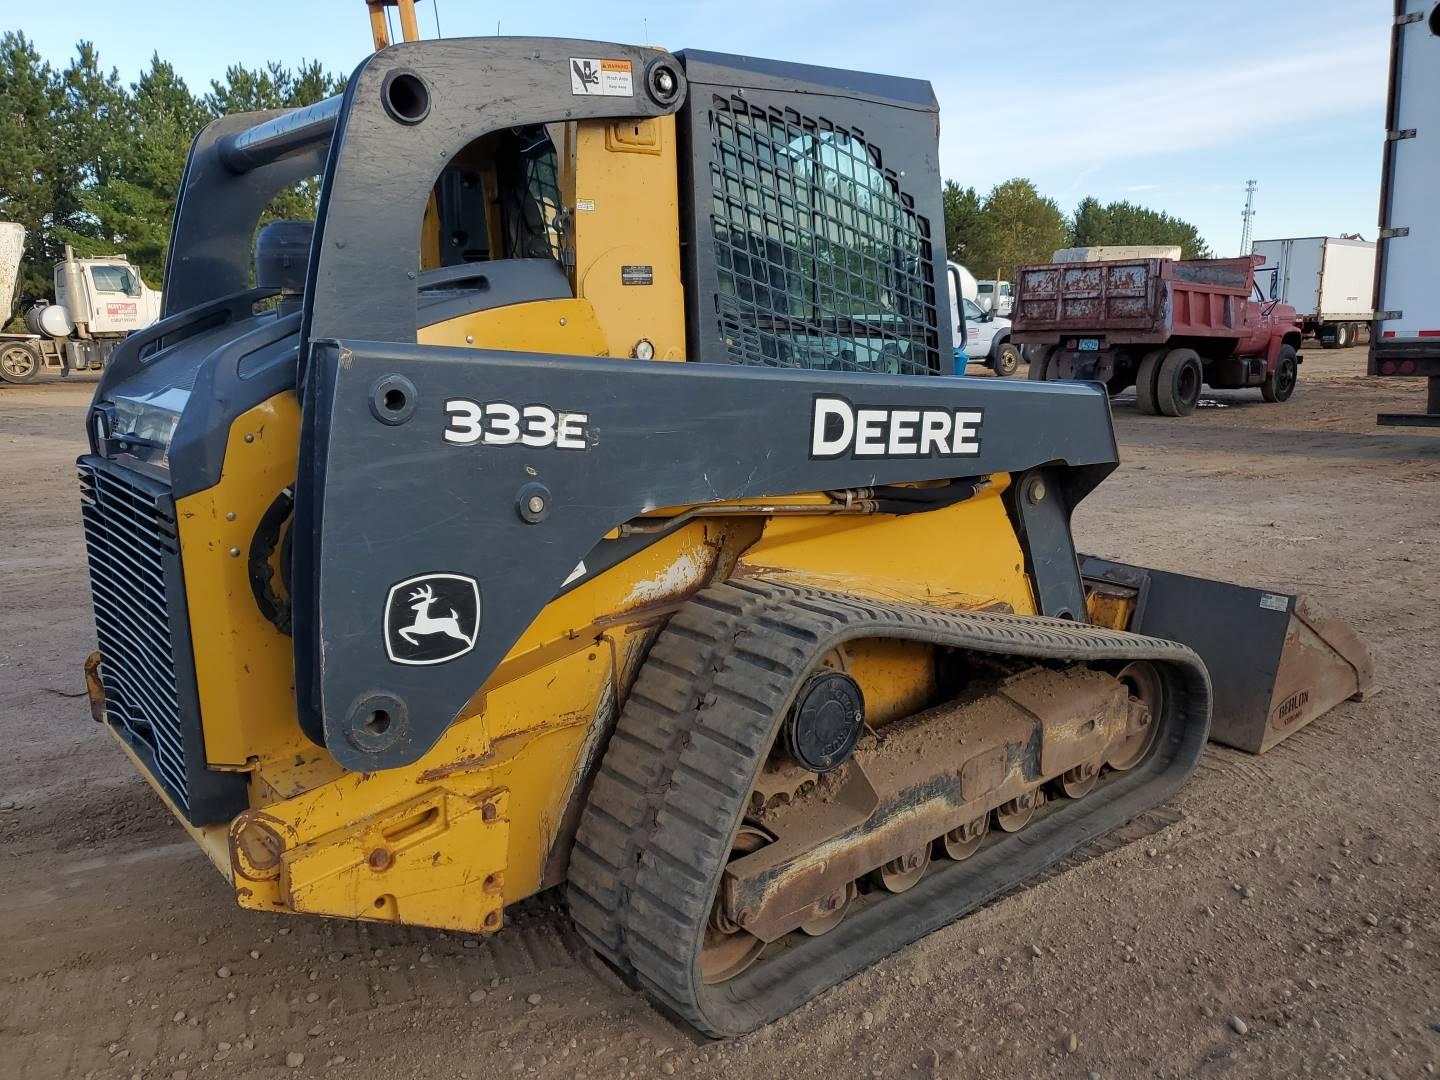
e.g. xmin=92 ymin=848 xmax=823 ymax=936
xmin=1012 ymin=257 xmax=1255 ymax=346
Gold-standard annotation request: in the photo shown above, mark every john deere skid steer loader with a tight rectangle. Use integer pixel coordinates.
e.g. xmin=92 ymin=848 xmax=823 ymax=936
xmin=76 ymin=31 xmax=1370 ymax=1036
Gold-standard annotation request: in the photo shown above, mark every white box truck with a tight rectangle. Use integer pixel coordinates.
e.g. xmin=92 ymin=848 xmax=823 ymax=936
xmin=1371 ymin=0 xmax=1440 ymax=425
xmin=1251 ymin=236 xmax=1375 ymax=349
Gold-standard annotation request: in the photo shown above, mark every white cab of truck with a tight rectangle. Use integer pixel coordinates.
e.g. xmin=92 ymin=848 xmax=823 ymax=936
xmin=55 ymin=253 xmax=162 ymax=335
xmin=1371 ymin=0 xmax=1440 ymax=425
xmin=975 ymin=279 xmax=1012 ymax=316
xmin=0 ymin=231 xmax=162 ymax=384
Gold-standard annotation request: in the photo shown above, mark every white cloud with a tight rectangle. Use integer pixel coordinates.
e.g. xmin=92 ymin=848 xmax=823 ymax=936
xmin=936 ymin=41 xmax=1386 ymax=189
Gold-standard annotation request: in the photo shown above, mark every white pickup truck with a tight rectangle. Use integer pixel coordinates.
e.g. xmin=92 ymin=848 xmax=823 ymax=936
xmin=947 ymin=261 xmax=1020 ymax=376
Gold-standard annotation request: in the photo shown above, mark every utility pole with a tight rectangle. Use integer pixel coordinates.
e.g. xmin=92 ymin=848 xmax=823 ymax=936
xmin=1238 ymin=179 xmax=1257 ymax=257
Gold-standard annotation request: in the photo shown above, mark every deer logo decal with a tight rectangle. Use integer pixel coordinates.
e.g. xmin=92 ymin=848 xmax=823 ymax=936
xmin=383 ymin=573 xmax=480 ymax=666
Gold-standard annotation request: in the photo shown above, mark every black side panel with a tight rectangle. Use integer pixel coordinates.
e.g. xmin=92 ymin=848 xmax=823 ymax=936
xmin=295 ymin=341 xmax=1118 ymax=771
xmin=675 ymin=50 xmax=951 ymax=376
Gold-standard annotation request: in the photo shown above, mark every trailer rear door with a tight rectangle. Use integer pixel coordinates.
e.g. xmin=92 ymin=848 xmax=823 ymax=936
xmin=1317 ymin=238 xmax=1375 ymax=322
xmin=1373 ymin=2 xmax=1440 ymax=360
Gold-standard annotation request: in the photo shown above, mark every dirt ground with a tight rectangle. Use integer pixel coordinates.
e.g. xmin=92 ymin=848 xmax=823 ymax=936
xmin=3 ymin=347 xmax=1438 ymax=1080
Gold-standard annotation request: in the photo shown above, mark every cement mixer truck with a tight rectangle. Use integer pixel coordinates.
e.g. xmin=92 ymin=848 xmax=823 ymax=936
xmin=0 ymin=223 xmax=162 ymax=384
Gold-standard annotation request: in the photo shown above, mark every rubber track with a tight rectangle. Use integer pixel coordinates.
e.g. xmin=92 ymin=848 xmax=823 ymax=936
xmin=567 ymin=578 xmax=1212 ymax=1036
xmin=566 ymin=586 xmax=778 ymax=968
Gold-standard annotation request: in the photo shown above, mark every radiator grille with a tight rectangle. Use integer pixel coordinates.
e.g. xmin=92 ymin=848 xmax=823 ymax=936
xmin=78 ymin=459 xmax=192 ymax=809
xmin=708 ymin=96 xmax=940 ymax=376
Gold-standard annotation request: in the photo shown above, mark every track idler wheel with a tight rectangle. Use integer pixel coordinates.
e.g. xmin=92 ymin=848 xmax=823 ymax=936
xmin=1110 ymin=661 xmax=1164 ymax=771
xmin=940 ymin=814 xmax=990 ymax=861
xmin=870 ymin=847 xmax=931 ymax=893
xmin=995 ymin=789 xmax=1043 ymax=832
xmin=701 ymin=826 xmax=769 ymax=985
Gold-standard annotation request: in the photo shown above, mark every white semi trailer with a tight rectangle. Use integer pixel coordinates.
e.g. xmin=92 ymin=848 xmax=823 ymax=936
xmin=0 ymin=224 xmax=161 ymax=384
xmin=1252 ymin=236 xmax=1375 ymax=349
xmin=1371 ymin=0 xmax=1440 ymax=425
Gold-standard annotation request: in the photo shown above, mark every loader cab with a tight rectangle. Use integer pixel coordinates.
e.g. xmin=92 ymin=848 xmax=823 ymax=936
xmin=405 ymin=87 xmax=951 ymax=376
xmin=421 ymin=124 xmax=563 ymax=268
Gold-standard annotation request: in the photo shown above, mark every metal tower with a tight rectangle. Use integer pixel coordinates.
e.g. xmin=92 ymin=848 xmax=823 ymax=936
xmin=1239 ymin=179 xmax=1258 ymax=256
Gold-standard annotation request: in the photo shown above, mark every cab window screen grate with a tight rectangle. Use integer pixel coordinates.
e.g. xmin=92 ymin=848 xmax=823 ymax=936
xmin=707 ymin=96 xmax=939 ymax=375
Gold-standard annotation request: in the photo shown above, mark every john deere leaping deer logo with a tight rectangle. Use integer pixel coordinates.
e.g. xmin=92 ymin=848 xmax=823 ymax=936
xmin=383 ymin=573 xmax=480 ymax=666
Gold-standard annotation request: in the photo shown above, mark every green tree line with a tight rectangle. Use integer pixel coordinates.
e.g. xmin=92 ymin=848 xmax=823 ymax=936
xmin=3 ymin=33 xmax=1215 ymax=328
xmin=943 ymin=178 xmax=1212 ymax=283
xmin=0 ymin=31 xmax=342 ymax=325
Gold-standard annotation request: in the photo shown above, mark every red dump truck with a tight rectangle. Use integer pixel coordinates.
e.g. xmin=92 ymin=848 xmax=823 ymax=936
xmin=1012 ymin=255 xmax=1303 ymax=416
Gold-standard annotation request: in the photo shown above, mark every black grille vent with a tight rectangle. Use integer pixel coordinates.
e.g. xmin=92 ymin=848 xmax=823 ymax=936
xmin=77 ymin=456 xmax=246 ymax=823
xmin=708 ymin=96 xmax=939 ymax=376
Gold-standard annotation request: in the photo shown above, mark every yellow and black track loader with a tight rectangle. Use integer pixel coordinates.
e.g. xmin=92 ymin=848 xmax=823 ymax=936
xmin=76 ymin=30 xmax=1371 ymax=1037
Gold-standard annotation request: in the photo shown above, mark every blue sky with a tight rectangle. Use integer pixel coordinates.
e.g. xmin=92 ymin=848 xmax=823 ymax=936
xmin=15 ymin=0 xmax=1389 ymax=255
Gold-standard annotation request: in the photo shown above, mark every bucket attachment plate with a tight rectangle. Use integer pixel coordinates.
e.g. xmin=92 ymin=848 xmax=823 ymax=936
xmin=1080 ymin=556 xmax=1373 ymax=754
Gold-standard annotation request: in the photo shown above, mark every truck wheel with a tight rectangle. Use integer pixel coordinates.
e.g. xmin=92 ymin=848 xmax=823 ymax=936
xmin=0 ymin=341 xmax=43 ymax=384
xmin=1335 ymin=323 xmax=1352 ymax=349
xmin=1133 ymin=349 xmax=1165 ymax=415
xmin=1156 ymin=348 xmax=1203 ymax=417
xmin=1026 ymin=345 xmax=1058 ymax=381
xmin=1261 ymin=345 xmax=1298 ymax=403
xmin=990 ymin=341 xmax=1021 ymax=377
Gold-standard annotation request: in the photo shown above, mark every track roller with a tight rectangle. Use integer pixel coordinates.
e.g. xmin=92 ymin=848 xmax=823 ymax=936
xmin=940 ymin=814 xmax=989 ymax=861
xmin=870 ymin=847 xmax=931 ymax=893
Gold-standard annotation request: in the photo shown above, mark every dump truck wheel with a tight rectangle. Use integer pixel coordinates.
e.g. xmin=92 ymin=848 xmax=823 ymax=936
xmin=1026 ymin=345 xmax=1057 ymax=380
xmin=1334 ymin=322 xmax=1352 ymax=349
xmin=1156 ymin=348 xmax=1203 ymax=417
xmin=1105 ymin=371 xmax=1134 ymax=398
xmin=990 ymin=341 xmax=1021 ymax=377
xmin=1133 ymin=349 xmax=1165 ymax=414
xmin=1262 ymin=345 xmax=1299 ymax=403
xmin=0 ymin=341 xmax=42 ymax=384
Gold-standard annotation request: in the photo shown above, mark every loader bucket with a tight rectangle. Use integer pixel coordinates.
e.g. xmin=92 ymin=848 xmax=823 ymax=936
xmin=1080 ymin=556 xmax=1374 ymax=754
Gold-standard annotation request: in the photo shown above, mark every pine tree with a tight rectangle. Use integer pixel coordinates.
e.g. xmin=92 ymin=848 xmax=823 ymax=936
xmin=0 ymin=31 xmax=66 ymax=321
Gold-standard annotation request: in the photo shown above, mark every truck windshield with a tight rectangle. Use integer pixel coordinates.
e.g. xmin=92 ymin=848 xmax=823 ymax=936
xmin=91 ymin=265 xmax=139 ymax=295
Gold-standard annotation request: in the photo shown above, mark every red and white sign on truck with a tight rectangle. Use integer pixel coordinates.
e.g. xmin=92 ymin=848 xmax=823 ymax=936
xmin=1370 ymin=0 xmax=1440 ymax=426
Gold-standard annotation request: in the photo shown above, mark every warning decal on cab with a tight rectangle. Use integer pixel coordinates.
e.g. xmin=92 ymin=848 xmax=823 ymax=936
xmin=570 ymin=58 xmax=634 ymax=97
